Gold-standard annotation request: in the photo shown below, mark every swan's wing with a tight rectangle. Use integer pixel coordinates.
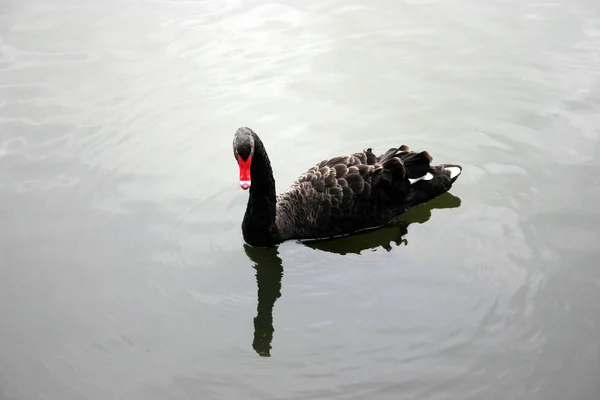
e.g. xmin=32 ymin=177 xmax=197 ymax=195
xmin=276 ymin=146 xmax=435 ymax=240
xmin=295 ymin=146 xmax=433 ymax=204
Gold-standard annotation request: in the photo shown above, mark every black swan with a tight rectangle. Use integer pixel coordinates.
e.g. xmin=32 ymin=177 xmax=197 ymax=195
xmin=233 ymin=127 xmax=462 ymax=247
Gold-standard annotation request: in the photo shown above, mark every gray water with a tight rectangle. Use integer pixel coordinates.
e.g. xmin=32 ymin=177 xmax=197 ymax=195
xmin=1 ymin=0 xmax=599 ymax=399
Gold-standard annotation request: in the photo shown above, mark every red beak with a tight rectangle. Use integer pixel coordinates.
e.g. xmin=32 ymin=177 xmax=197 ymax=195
xmin=238 ymin=155 xmax=251 ymax=190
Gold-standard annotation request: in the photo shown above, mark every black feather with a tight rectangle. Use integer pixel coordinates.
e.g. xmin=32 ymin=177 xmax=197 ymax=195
xmin=362 ymin=181 xmax=371 ymax=198
xmin=329 ymin=187 xmax=343 ymax=202
xmin=313 ymin=180 xmax=325 ymax=192
xmin=365 ymin=149 xmax=378 ymax=165
xmin=357 ymin=164 xmax=370 ymax=176
xmin=399 ymin=151 xmax=432 ymax=179
xmin=346 ymin=173 xmax=364 ymax=194
xmin=333 ymin=164 xmax=348 ymax=178
xmin=324 ymin=171 xmax=336 ymax=187
xmin=341 ymin=186 xmax=354 ymax=209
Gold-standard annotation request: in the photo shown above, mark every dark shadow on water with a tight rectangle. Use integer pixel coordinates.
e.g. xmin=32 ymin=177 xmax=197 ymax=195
xmin=242 ymin=192 xmax=461 ymax=357
xmin=304 ymin=192 xmax=462 ymax=255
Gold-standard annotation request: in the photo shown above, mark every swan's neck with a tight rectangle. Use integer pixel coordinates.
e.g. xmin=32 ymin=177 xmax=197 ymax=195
xmin=242 ymin=136 xmax=279 ymax=247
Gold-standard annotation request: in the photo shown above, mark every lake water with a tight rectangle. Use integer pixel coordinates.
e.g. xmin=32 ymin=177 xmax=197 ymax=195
xmin=1 ymin=0 xmax=599 ymax=399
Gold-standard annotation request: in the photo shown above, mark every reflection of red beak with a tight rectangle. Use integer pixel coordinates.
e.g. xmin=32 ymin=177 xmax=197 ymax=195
xmin=238 ymin=155 xmax=251 ymax=190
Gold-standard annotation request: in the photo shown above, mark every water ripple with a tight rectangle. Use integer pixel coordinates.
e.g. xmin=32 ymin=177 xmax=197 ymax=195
xmin=1 ymin=0 xmax=599 ymax=399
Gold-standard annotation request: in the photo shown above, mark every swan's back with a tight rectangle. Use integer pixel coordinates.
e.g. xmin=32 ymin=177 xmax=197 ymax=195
xmin=274 ymin=145 xmax=461 ymax=241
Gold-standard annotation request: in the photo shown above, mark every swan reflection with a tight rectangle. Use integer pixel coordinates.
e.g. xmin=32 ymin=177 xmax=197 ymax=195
xmin=243 ymin=245 xmax=283 ymax=357
xmin=243 ymin=192 xmax=461 ymax=356
xmin=305 ymin=192 xmax=461 ymax=255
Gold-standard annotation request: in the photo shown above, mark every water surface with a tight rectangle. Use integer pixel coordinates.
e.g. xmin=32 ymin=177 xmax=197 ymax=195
xmin=1 ymin=0 xmax=599 ymax=399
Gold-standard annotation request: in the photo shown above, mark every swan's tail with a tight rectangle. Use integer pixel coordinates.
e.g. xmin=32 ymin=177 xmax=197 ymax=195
xmin=398 ymin=150 xmax=433 ymax=179
xmin=406 ymin=163 xmax=462 ymax=207
xmin=442 ymin=164 xmax=462 ymax=183
xmin=378 ymin=146 xmax=432 ymax=180
xmin=377 ymin=145 xmax=462 ymax=205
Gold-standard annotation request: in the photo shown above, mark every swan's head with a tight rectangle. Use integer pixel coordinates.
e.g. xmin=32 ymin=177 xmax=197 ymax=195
xmin=233 ymin=127 xmax=255 ymax=190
